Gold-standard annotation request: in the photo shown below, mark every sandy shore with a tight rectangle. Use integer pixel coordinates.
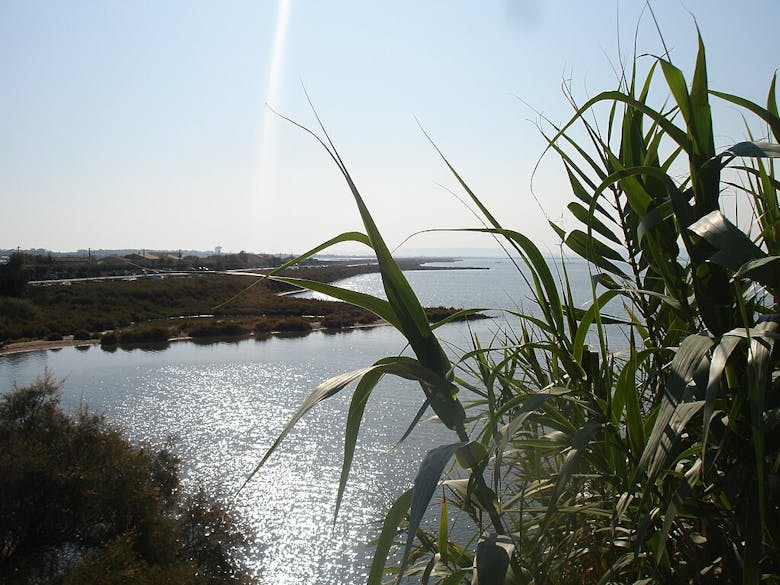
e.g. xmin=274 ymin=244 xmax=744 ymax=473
xmin=0 ymin=337 xmax=101 ymax=357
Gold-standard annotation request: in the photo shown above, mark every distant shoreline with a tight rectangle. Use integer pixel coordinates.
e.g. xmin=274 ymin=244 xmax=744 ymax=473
xmin=0 ymin=321 xmax=390 ymax=357
xmin=1 ymin=259 xmax=490 ymax=356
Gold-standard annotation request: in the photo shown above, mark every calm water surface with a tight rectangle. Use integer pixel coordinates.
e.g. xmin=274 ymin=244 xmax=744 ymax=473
xmin=0 ymin=258 xmax=607 ymax=583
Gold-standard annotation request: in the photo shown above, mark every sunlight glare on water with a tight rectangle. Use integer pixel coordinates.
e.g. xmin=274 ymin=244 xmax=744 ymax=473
xmin=0 ymin=259 xmax=610 ymax=583
xmin=1 ymin=328 xmax=452 ymax=584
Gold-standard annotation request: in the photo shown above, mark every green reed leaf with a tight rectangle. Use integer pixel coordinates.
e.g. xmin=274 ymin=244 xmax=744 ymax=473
xmin=567 ymin=201 xmax=623 ymax=245
xmin=572 ymin=289 xmax=621 ymax=363
xmin=637 ymin=334 xmax=713 ymax=485
xmin=657 ymin=458 xmax=703 ymax=565
xmin=269 ymin=276 xmax=401 ymax=329
xmin=563 ymin=230 xmax=627 ymax=277
xmin=399 ymin=442 xmax=465 ymax=583
xmin=238 ymin=365 xmax=374 ymax=494
xmin=367 ymin=489 xmax=412 ymax=585
xmin=438 ymin=489 xmax=449 ymax=564
xmin=702 ymin=334 xmax=742 ymax=463
xmin=688 ymin=210 xmax=767 ymax=272
xmin=711 ymin=89 xmax=780 ymax=142
xmin=335 ymin=367 xmax=383 ymax=522
xmin=541 ymin=420 xmax=602 ymax=533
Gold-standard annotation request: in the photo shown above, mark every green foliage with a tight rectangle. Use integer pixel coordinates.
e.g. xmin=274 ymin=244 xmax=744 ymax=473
xmin=100 ymin=332 xmax=118 ymax=346
xmin=0 ymin=262 xmax=441 ymax=342
xmin=188 ymin=321 xmax=252 ymax=338
xmin=269 ymin=316 xmax=312 ymax=332
xmin=252 ymin=28 xmax=780 ymax=585
xmin=0 ymin=376 xmax=252 ymax=584
xmin=118 ymin=326 xmax=171 ymax=344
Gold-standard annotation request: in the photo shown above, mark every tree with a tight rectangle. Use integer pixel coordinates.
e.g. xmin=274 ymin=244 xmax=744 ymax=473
xmin=0 ymin=376 xmax=254 ymax=585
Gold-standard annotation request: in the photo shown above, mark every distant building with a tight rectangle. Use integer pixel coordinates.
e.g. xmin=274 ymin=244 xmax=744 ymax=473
xmin=215 ymin=246 xmax=222 ymax=255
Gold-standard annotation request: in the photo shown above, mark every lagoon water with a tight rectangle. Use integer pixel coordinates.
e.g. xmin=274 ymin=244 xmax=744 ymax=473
xmin=0 ymin=258 xmax=605 ymax=584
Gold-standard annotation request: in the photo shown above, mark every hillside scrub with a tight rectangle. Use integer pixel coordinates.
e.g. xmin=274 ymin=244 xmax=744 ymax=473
xmin=248 ymin=30 xmax=780 ymax=585
xmin=0 ymin=376 xmax=253 ymax=584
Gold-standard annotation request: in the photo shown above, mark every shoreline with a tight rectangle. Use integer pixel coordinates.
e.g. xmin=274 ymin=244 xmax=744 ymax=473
xmin=0 ymin=322 xmax=389 ymax=358
xmin=0 ymin=337 xmax=101 ymax=357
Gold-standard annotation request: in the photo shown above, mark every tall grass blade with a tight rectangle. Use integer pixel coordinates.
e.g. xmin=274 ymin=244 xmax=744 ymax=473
xmin=269 ymin=276 xmax=401 ymax=328
xmin=335 ymin=368 xmax=383 ymax=522
xmin=398 ymin=442 xmax=466 ymax=583
xmin=657 ymin=458 xmax=702 ymax=565
xmin=710 ymin=90 xmax=780 ymax=141
xmin=367 ymin=489 xmax=412 ymax=585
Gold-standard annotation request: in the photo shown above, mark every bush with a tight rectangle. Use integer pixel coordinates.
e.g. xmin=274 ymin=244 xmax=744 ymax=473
xmin=188 ymin=322 xmax=251 ymax=338
xmin=118 ymin=326 xmax=170 ymax=344
xmin=45 ymin=333 xmax=62 ymax=341
xmin=269 ymin=316 xmax=311 ymax=332
xmin=73 ymin=330 xmax=91 ymax=341
xmin=321 ymin=313 xmax=356 ymax=330
xmin=100 ymin=332 xmax=118 ymax=346
xmin=0 ymin=376 xmax=253 ymax=584
xmin=253 ymin=319 xmax=273 ymax=334
xmin=0 ymin=297 xmax=38 ymax=320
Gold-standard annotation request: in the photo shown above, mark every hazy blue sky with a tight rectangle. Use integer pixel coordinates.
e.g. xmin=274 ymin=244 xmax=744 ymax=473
xmin=2 ymin=1 xmax=779 ymax=255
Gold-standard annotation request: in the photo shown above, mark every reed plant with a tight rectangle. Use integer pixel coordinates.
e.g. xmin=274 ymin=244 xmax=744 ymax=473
xmin=247 ymin=30 xmax=779 ymax=584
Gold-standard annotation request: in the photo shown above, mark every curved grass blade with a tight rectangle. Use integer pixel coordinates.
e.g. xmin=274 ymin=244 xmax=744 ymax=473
xmin=334 ymin=367 xmax=384 ymax=522
xmin=745 ymin=321 xmax=777 ymax=553
xmin=563 ymin=230 xmax=628 ymax=277
xmin=454 ymin=227 xmax=565 ymax=337
xmin=636 ymin=334 xmax=713 ymax=482
xmin=398 ymin=442 xmax=466 ymax=584
xmin=688 ymin=210 xmax=766 ymax=273
xmin=572 ymin=289 xmax=621 ymax=363
xmin=212 ymin=230 xmax=372 ymax=310
xmin=430 ymin=308 xmax=488 ymax=330
xmin=657 ymin=458 xmax=703 ymax=566
xmin=236 ymin=365 xmax=375 ymax=495
xmin=240 ymin=357 xmax=450 ymax=496
xmin=702 ymin=334 xmax=742 ymax=464
xmin=438 ymin=487 xmax=449 ymax=564
xmin=566 ymin=201 xmax=622 ymax=245
xmin=269 ymin=275 xmax=401 ymax=329
xmin=710 ymin=89 xmax=780 ymax=141
xmin=367 ymin=489 xmax=413 ymax=585
xmin=539 ymin=421 xmax=602 ymax=534
xmin=282 ymin=99 xmax=465 ymax=431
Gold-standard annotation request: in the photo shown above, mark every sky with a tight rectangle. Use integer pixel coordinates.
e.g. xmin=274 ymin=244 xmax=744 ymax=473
xmin=2 ymin=1 xmax=779 ymax=256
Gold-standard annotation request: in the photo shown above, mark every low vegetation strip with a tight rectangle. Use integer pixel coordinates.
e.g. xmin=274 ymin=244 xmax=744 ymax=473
xmin=0 ymin=260 xmax=486 ymax=348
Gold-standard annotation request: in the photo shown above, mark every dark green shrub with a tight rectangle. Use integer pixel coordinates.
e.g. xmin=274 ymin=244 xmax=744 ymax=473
xmin=118 ymin=327 xmax=170 ymax=344
xmin=270 ymin=316 xmax=311 ymax=332
xmin=0 ymin=297 xmax=38 ymax=320
xmin=321 ymin=313 xmax=356 ymax=330
xmin=0 ymin=377 xmax=252 ymax=584
xmin=100 ymin=332 xmax=118 ymax=346
xmin=253 ymin=319 xmax=272 ymax=334
xmin=188 ymin=322 xmax=251 ymax=338
xmin=73 ymin=330 xmax=91 ymax=341
xmin=45 ymin=333 xmax=62 ymax=341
